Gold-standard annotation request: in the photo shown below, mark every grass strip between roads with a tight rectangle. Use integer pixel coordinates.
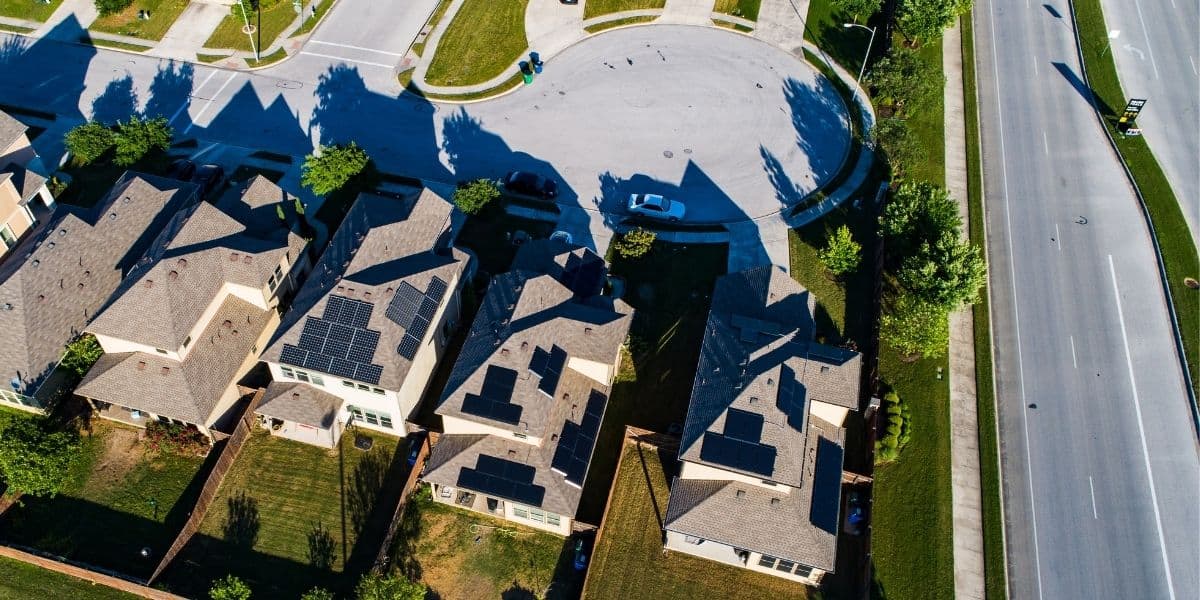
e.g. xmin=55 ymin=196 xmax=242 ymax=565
xmin=1071 ymin=0 xmax=1200 ymax=398
xmin=961 ymin=14 xmax=1007 ymax=600
xmin=583 ymin=0 xmax=665 ymax=20
xmin=584 ymin=15 xmax=657 ymax=33
xmin=88 ymin=38 xmax=152 ymax=52
xmin=424 ymin=0 xmax=529 ymax=87
xmin=713 ymin=0 xmax=761 ymax=21
xmin=411 ymin=0 xmax=451 ymax=56
xmin=0 ymin=22 xmax=34 ymax=33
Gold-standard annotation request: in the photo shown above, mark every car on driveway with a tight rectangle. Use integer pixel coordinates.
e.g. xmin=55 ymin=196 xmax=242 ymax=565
xmin=502 ymin=171 xmax=558 ymax=200
xmin=190 ymin=164 xmax=225 ymax=197
xmin=627 ymin=193 xmax=685 ymax=222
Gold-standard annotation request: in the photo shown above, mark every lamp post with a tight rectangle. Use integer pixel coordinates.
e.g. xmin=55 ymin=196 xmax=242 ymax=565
xmin=843 ymin=22 xmax=878 ymax=99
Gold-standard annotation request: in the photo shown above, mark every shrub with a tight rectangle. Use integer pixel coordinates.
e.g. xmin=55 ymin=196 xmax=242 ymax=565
xmin=64 ymin=122 xmax=116 ymax=166
xmin=95 ymin=0 xmax=133 ymax=16
xmin=612 ymin=227 xmax=656 ymax=259
xmin=146 ymin=421 xmax=211 ymax=456
xmin=874 ymin=392 xmax=913 ymax=463
xmin=209 ymin=575 xmax=251 ymax=600
xmin=897 ymin=229 xmax=987 ymax=310
xmin=355 ymin=573 xmax=425 ymax=600
xmin=880 ymin=295 xmax=950 ymax=358
xmin=871 ymin=118 xmax=921 ymax=174
xmin=301 ymin=143 xmax=370 ymax=196
xmin=301 ymin=589 xmax=335 ymax=600
xmin=452 ymin=178 xmax=500 ymax=215
xmin=60 ymin=334 xmax=104 ymax=379
xmin=114 ymin=116 xmax=173 ymax=166
xmin=898 ymin=0 xmax=971 ymax=42
xmin=866 ymin=48 xmax=944 ymax=114
xmin=0 ymin=417 xmax=81 ymax=498
xmin=818 ymin=224 xmax=862 ymax=276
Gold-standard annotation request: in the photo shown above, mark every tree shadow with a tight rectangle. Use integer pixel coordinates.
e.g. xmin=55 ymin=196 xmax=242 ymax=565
xmin=144 ymin=60 xmax=195 ymax=129
xmin=500 ymin=581 xmax=538 ymax=600
xmin=90 ymin=75 xmax=139 ymax=125
xmin=222 ymin=490 xmax=260 ymax=548
xmin=307 ymin=520 xmax=337 ymax=570
xmin=784 ymin=76 xmax=853 ymax=183
xmin=347 ymin=447 xmax=388 ymax=535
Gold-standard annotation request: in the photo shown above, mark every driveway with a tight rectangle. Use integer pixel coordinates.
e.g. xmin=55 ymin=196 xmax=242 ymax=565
xmin=296 ymin=0 xmax=440 ymax=70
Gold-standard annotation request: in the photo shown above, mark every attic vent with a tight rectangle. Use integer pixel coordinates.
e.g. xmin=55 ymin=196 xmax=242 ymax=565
xmin=584 ymin=327 xmax=593 ymax=335
xmin=242 ymin=255 xmax=252 ymax=265
xmin=336 ymin=285 xmax=345 ymax=292
xmin=735 ymin=489 xmax=746 ymax=499
xmin=83 ymin=270 xmax=90 ymax=277
xmin=820 ymin=365 xmax=830 ymax=373
xmin=385 ymin=287 xmax=394 ymax=295
xmin=230 ymin=252 xmax=240 ymax=262
xmin=520 ymin=341 xmax=528 ymax=350
xmin=551 ymin=433 xmax=558 ymax=442
xmin=47 ymin=241 xmax=55 ymax=249
xmin=109 ymin=212 xmax=117 ymax=220
xmin=169 ymin=270 xmax=179 ymax=280
xmin=363 ymin=291 xmax=372 ymax=300
xmin=136 ymin=361 xmax=146 ymax=371
xmin=2 ymin=303 xmax=11 ymax=310
xmin=769 ymin=292 xmax=776 ymax=300
xmin=293 ymin=393 xmax=301 ymax=400
xmin=222 ymin=320 xmax=233 ymax=329
xmin=58 ymin=229 xmax=67 ymax=236
xmin=508 ymin=449 xmax=517 ymax=459
xmin=160 ymin=366 xmax=170 ymax=375
xmin=562 ymin=392 xmax=570 ymax=401
xmin=767 ymin=378 xmax=775 ymax=386
xmin=77 ymin=282 xmax=84 ymax=289
xmin=500 ymin=348 xmax=510 ymax=356
xmin=144 ymin=279 xmax=153 ymax=288
xmin=770 ymin=498 xmax=780 ymax=507
xmin=31 ymin=259 xmax=39 ymax=267
xmin=37 ymin=295 xmax=45 ymax=303
xmin=749 ymin=396 xmax=759 ymax=405
xmin=122 ymin=196 xmax=131 ymax=204
xmin=177 ymin=258 xmax=187 ymax=269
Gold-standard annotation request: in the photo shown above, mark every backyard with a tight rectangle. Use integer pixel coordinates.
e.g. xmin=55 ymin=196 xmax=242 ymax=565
xmin=388 ymin=487 xmax=581 ymax=599
xmin=423 ymin=0 xmax=528 ymax=87
xmin=0 ymin=420 xmax=210 ymax=580
xmin=159 ymin=430 xmax=409 ymax=598
xmin=0 ymin=555 xmax=137 ymax=600
xmin=89 ymin=0 xmax=188 ymax=41
xmin=584 ymin=441 xmax=812 ymax=599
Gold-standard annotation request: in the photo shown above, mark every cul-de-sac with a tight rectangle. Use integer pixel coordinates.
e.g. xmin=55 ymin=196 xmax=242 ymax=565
xmin=0 ymin=0 xmax=1195 ymax=598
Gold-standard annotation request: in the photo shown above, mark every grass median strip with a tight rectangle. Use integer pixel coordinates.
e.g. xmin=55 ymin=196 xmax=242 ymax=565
xmin=583 ymin=0 xmax=665 ymax=19
xmin=1071 ymin=0 xmax=1199 ymax=397
xmin=424 ymin=0 xmax=528 ymax=87
xmin=244 ymin=46 xmax=287 ymax=67
xmin=713 ymin=0 xmax=761 ymax=21
xmin=88 ymin=38 xmax=153 ymax=52
xmin=584 ymin=15 xmax=657 ymax=33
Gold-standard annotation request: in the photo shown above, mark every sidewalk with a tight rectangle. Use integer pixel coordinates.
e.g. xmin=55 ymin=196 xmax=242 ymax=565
xmin=943 ymin=18 xmax=986 ymax=600
xmin=151 ymin=0 xmax=230 ymax=61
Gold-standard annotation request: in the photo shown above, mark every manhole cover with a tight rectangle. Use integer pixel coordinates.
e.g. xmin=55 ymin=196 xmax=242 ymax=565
xmin=683 ymin=148 xmax=693 ymax=154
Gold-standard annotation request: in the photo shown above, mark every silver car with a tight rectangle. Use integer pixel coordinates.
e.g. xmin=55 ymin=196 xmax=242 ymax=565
xmin=627 ymin=193 xmax=686 ymax=222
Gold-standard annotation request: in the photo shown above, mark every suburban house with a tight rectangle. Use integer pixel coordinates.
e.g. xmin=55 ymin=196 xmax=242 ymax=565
xmin=76 ymin=176 xmax=310 ymax=436
xmin=663 ymin=265 xmax=861 ymax=586
xmin=256 ymin=189 xmax=470 ymax=448
xmin=0 ymin=110 xmax=55 ymax=255
xmin=0 ymin=173 xmax=196 ymax=412
xmin=422 ymin=240 xmax=633 ymax=536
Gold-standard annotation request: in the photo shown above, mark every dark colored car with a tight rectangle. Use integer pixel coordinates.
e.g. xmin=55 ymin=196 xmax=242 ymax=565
xmin=166 ymin=159 xmax=196 ymax=181
xmin=502 ymin=171 xmax=558 ymax=200
xmin=190 ymin=164 xmax=225 ymax=197
xmin=406 ymin=431 xmax=427 ymax=467
xmin=844 ymin=490 xmax=867 ymax=535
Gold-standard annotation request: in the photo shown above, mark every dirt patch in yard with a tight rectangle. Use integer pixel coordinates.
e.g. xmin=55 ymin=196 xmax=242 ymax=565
xmin=79 ymin=423 xmax=144 ymax=496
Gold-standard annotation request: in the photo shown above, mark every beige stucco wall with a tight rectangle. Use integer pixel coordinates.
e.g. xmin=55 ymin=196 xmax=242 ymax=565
xmin=0 ymin=134 xmax=35 ymax=167
xmin=679 ymin=460 xmax=793 ymax=494
xmin=429 ymin=483 xmax=573 ymax=536
xmin=809 ymin=400 xmax=850 ymax=427
xmin=441 ymin=414 xmax=533 ymax=442
xmin=664 ymin=530 xmax=824 ymax=586
xmin=566 ymin=356 xmax=612 ymax=386
xmin=0 ymin=179 xmax=33 ymax=250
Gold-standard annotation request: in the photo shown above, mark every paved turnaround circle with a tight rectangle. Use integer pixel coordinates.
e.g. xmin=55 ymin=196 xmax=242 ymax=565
xmin=437 ymin=25 xmax=853 ymax=224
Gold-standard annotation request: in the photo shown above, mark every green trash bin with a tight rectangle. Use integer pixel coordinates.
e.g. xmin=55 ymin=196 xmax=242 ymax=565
xmin=523 ymin=71 xmax=533 ymax=85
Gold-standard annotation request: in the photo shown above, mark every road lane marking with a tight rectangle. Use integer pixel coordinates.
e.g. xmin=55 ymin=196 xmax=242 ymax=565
xmin=1043 ymin=131 xmax=1049 ymax=155
xmin=1129 ymin=0 xmax=1161 ymax=79
xmin=988 ymin=3 xmax=1046 ymax=598
xmin=168 ymin=69 xmax=217 ymax=125
xmin=1033 ymin=55 xmax=1039 ymax=76
xmin=185 ymin=71 xmax=237 ymax=134
xmin=299 ymin=51 xmax=394 ymax=69
xmin=308 ymin=40 xmax=405 ymax=56
xmin=1190 ymin=56 xmax=1197 ymax=76
xmin=1054 ymin=223 xmax=1061 ymax=250
xmin=1108 ymin=254 xmax=1177 ymax=600
xmin=1088 ymin=476 xmax=1098 ymax=518
xmin=1070 ymin=335 xmax=1077 ymax=368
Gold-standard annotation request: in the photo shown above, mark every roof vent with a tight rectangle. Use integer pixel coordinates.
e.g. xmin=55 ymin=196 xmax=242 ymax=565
xmin=177 ymin=258 xmax=188 ymax=269
xmin=770 ymin=498 xmax=780 ymax=507
xmin=520 ymin=341 xmax=529 ymax=350
xmin=293 ymin=393 xmax=301 ymax=400
xmin=242 ymin=255 xmax=252 ymax=265
xmin=735 ymin=489 xmax=745 ymax=499
xmin=77 ymin=282 xmax=84 ymax=289
xmin=47 ymin=241 xmax=55 ymax=249
xmin=122 ymin=196 xmax=131 ymax=204
xmin=144 ymin=279 xmax=153 ymax=288
xmin=230 ymin=252 xmax=240 ymax=262
xmin=363 ymin=291 xmax=372 ymax=300
xmin=767 ymin=378 xmax=775 ymax=386
xmin=31 ymin=259 xmax=39 ymax=267
xmin=2 ymin=303 xmax=11 ymax=311
xmin=749 ymin=396 xmax=759 ymax=405
xmin=222 ymin=320 xmax=233 ymax=329
xmin=83 ymin=270 xmax=90 ymax=278
xmin=385 ymin=287 xmax=394 ymax=295
xmin=820 ymin=365 xmax=830 ymax=373
xmin=337 ymin=285 xmax=345 ymax=292
xmin=160 ymin=366 xmax=170 ymax=375
xmin=37 ymin=294 xmax=45 ymax=303
xmin=562 ymin=392 xmax=570 ymax=401
xmin=137 ymin=361 xmax=146 ymax=371
xmin=508 ymin=449 xmax=518 ymax=459
xmin=109 ymin=212 xmax=117 ymax=220
xmin=58 ymin=229 xmax=67 ymax=236
xmin=169 ymin=270 xmax=179 ymax=280
xmin=551 ymin=433 xmax=558 ymax=442
xmin=584 ymin=327 xmax=593 ymax=335
xmin=500 ymin=348 xmax=510 ymax=356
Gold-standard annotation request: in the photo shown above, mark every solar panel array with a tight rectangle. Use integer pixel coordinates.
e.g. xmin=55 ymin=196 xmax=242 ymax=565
xmin=550 ymin=389 xmax=606 ymax=487
xmin=280 ymin=294 xmax=385 ymax=384
xmin=529 ymin=345 xmax=568 ymax=397
xmin=460 ymin=366 xmax=523 ymax=425
xmin=809 ymin=437 xmax=845 ymax=534
xmin=387 ymin=277 xmax=449 ymax=360
xmin=560 ymin=252 xmax=605 ymax=297
xmin=777 ymin=365 xmax=808 ymax=431
xmin=699 ymin=407 xmax=777 ymax=476
xmin=457 ymin=454 xmax=546 ymax=507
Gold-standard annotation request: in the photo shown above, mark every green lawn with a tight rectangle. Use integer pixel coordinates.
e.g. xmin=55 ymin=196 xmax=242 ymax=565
xmin=584 ymin=442 xmax=812 ymax=599
xmin=160 ymin=430 xmax=408 ymax=598
xmin=713 ymin=0 xmax=760 ymax=21
xmin=244 ymin=46 xmax=288 ymax=67
xmin=0 ymin=0 xmax=64 ymax=22
xmin=390 ymin=487 xmax=579 ymax=599
xmin=292 ymin=0 xmax=335 ymax=36
xmin=584 ymin=15 xmax=656 ymax=33
xmin=411 ymin=0 xmax=452 ymax=56
xmin=0 ymin=421 xmax=209 ymax=579
xmin=803 ymin=0 xmax=875 ymax=76
xmin=205 ymin=1 xmax=299 ymax=52
xmin=88 ymin=38 xmax=152 ymax=51
xmin=408 ymin=71 xmax=527 ymax=102
xmin=89 ymin=0 xmax=189 ymax=41
xmin=583 ymin=0 xmax=665 ymax=19
xmin=0 ymin=555 xmax=138 ymax=600
xmin=1073 ymin=0 xmax=1199 ymax=397
xmin=424 ymin=0 xmax=528 ymax=87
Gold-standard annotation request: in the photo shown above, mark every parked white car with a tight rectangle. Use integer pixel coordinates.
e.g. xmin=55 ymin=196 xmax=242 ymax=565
xmin=627 ymin=193 xmax=685 ymax=222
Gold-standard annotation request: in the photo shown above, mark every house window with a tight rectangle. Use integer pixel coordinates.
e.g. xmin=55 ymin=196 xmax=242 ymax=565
xmin=758 ymin=555 xmax=777 ymax=568
xmin=155 ymin=348 xmax=168 ymax=354
xmin=157 ymin=415 xmax=170 ymax=423
xmin=296 ymin=372 xmax=310 ymax=383
xmin=775 ymin=559 xmax=796 ymax=573
xmin=349 ymin=407 xmax=364 ymax=421
xmin=364 ymin=412 xmax=379 ymax=425
xmin=281 ymin=366 xmax=295 ymax=379
xmin=794 ymin=565 xmax=813 ymax=578
xmin=343 ymin=380 xmax=355 ymax=388
xmin=356 ymin=383 xmax=369 ymax=391
xmin=372 ymin=387 xmax=384 ymax=395
xmin=379 ymin=414 xmax=393 ymax=428
xmin=528 ymin=508 xmax=545 ymax=523
xmin=183 ymin=336 xmax=191 ymax=348
xmin=513 ymin=506 xmax=528 ymax=519
xmin=512 ymin=432 xmax=528 ymax=440
xmin=0 ymin=224 xmax=15 ymax=249
xmin=546 ymin=512 xmax=560 ymax=526
xmin=310 ymin=374 xmax=324 ymax=386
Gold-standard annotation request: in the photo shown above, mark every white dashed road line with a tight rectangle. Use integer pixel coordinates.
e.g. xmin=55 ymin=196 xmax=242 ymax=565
xmin=185 ymin=71 xmax=238 ymax=134
xmin=308 ymin=40 xmax=406 ymax=56
xmin=299 ymin=51 xmax=395 ymax=69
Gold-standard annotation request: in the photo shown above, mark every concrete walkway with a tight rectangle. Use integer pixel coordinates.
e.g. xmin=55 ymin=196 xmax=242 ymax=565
xmin=659 ymin=0 xmax=717 ymax=26
xmin=754 ymin=0 xmax=810 ymax=52
xmin=151 ymin=0 xmax=230 ymax=61
xmin=943 ymin=19 xmax=987 ymax=600
xmin=34 ymin=0 xmax=97 ymax=39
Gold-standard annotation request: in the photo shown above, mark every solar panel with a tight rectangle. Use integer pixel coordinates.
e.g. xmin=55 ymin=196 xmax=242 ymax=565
xmin=329 ymin=357 xmax=358 ymax=379
xmin=279 ymin=345 xmax=307 ymax=367
xmin=303 ymin=352 xmax=333 ymax=373
xmin=537 ymin=346 xmax=568 ymax=397
xmin=355 ymin=363 xmax=383 ymax=385
xmin=809 ymin=437 xmax=845 ymax=535
xmin=323 ymin=296 xmax=346 ymax=322
xmin=408 ymin=315 xmax=431 ymax=342
xmin=550 ymin=389 xmax=608 ymax=487
xmin=724 ymin=408 xmax=765 ymax=443
xmin=351 ymin=302 xmax=373 ymax=328
xmin=699 ymin=432 xmax=777 ymax=476
xmin=417 ymin=296 xmax=439 ymax=321
xmin=461 ymin=394 xmax=523 ymax=424
xmin=426 ymin=277 xmax=448 ymax=302
xmin=385 ymin=282 xmax=424 ymax=328
xmin=397 ymin=335 xmax=421 ymax=360
xmin=456 ymin=455 xmax=545 ymax=507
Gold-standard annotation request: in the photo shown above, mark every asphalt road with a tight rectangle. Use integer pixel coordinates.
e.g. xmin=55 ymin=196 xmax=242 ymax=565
xmin=0 ymin=21 xmax=849 ymax=225
xmin=974 ymin=1 xmax=1199 ymax=599
xmin=1097 ymin=0 xmax=1200 ymax=244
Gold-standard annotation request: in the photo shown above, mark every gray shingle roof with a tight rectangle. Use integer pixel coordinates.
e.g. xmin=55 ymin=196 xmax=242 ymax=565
xmin=425 ymin=243 xmax=632 ymax=517
xmin=261 ymin=190 xmax=468 ymax=391
xmin=0 ymin=110 xmax=26 ymax=154
xmin=679 ymin=266 xmax=861 ymax=485
xmin=257 ymin=380 xmax=344 ymax=428
xmin=87 ymin=180 xmax=307 ymax=351
xmin=76 ymin=294 xmax=271 ymax=424
xmin=1 ymin=164 xmax=46 ymax=204
xmin=665 ymin=418 xmax=846 ymax=571
xmin=0 ymin=173 xmax=197 ymax=395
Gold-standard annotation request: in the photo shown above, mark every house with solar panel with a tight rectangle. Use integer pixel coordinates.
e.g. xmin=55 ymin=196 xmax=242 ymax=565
xmin=422 ymin=239 xmax=633 ymax=536
xmin=256 ymin=189 xmax=469 ymax=448
xmin=663 ymin=265 xmax=861 ymax=586
xmin=76 ymin=176 xmax=310 ymax=436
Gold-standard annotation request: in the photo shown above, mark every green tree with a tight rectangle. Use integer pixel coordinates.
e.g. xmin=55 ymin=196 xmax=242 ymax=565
xmin=451 ymin=178 xmax=500 ymax=215
xmin=898 ymin=229 xmax=986 ymax=309
xmin=880 ymin=295 xmax=950 ymax=358
xmin=898 ymin=0 xmax=971 ymax=42
xmin=59 ymin=334 xmax=104 ymax=379
xmin=64 ymin=122 xmax=116 ymax=166
xmin=113 ymin=116 xmax=172 ymax=166
xmin=818 ymin=224 xmax=863 ymax=276
xmin=209 ymin=575 xmax=251 ymax=600
xmin=871 ymin=118 xmax=921 ymax=174
xmin=301 ymin=143 xmax=370 ymax=196
xmin=880 ymin=181 xmax=961 ymax=257
xmin=831 ymin=0 xmax=881 ymax=21
xmin=612 ymin=227 xmax=656 ymax=259
xmin=865 ymin=49 xmax=943 ymax=114
xmin=300 ymin=588 xmax=335 ymax=600
xmin=355 ymin=573 xmax=425 ymax=600
xmin=0 ymin=418 xmax=81 ymax=498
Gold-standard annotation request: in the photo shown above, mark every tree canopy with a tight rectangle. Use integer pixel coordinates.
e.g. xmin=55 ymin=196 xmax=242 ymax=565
xmin=0 ymin=418 xmax=82 ymax=498
xmin=819 ymin=224 xmax=863 ymax=276
xmin=880 ymin=295 xmax=950 ymax=358
xmin=452 ymin=178 xmax=500 ymax=215
xmin=302 ymin=143 xmax=370 ymax=196
xmin=898 ymin=229 xmax=987 ymax=309
xmin=898 ymin=0 xmax=972 ymax=42
xmin=355 ymin=573 xmax=426 ymax=600
xmin=881 ymin=181 xmax=961 ymax=256
xmin=113 ymin=117 xmax=173 ymax=166
xmin=64 ymin=122 xmax=116 ymax=166
xmin=871 ymin=118 xmax=921 ymax=175
xmin=60 ymin=334 xmax=104 ymax=380
xmin=866 ymin=49 xmax=943 ymax=114
xmin=831 ymin=0 xmax=882 ymax=21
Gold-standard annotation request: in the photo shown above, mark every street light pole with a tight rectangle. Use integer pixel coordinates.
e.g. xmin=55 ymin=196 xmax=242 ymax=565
xmin=843 ymin=22 xmax=878 ymax=91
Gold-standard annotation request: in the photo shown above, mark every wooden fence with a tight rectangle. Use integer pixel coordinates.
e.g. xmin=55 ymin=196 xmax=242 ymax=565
xmin=371 ymin=430 xmax=432 ymax=574
xmin=146 ymin=389 xmax=265 ymax=585
xmin=0 ymin=544 xmax=186 ymax=600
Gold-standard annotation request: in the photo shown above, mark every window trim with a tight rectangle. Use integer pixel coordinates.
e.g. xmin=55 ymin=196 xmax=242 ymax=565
xmin=281 ymin=366 xmax=295 ymax=379
xmin=758 ymin=555 xmax=777 ymax=568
